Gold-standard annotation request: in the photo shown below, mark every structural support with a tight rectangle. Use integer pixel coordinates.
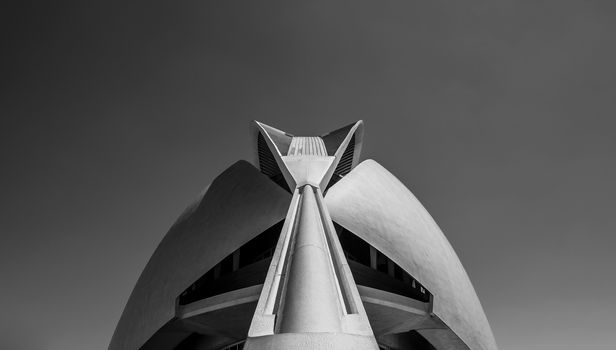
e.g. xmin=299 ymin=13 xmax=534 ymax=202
xmin=245 ymin=123 xmax=377 ymax=350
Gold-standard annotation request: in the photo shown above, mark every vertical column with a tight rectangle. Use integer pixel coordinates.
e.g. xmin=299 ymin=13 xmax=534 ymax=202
xmin=370 ymin=246 xmax=378 ymax=270
xmin=277 ymin=186 xmax=343 ymax=333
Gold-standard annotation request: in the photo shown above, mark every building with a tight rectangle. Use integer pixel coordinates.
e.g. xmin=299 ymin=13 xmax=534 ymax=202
xmin=109 ymin=121 xmax=498 ymax=350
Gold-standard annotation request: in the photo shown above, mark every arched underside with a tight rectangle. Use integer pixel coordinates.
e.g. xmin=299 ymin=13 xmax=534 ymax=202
xmin=109 ymin=161 xmax=292 ymax=350
xmin=324 ymin=160 xmax=497 ymax=350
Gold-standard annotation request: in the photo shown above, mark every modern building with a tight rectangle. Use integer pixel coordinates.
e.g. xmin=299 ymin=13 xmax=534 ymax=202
xmin=109 ymin=121 xmax=497 ymax=350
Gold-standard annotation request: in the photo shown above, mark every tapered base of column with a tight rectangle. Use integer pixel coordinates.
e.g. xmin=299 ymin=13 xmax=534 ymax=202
xmin=244 ymin=333 xmax=379 ymax=350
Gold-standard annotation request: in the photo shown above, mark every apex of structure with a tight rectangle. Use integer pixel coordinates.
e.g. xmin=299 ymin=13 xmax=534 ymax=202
xmin=250 ymin=120 xmax=364 ymax=191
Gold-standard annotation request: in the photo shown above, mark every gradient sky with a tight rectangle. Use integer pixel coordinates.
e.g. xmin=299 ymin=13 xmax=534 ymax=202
xmin=2 ymin=1 xmax=615 ymax=349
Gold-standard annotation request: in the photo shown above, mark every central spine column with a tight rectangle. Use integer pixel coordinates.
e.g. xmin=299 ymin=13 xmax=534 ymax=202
xmin=277 ymin=185 xmax=342 ymax=333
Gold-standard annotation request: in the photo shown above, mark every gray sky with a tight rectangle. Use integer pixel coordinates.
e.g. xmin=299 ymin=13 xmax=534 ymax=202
xmin=1 ymin=1 xmax=615 ymax=349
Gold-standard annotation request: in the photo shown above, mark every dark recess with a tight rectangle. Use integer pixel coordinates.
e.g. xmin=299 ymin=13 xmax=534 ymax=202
xmin=334 ymin=222 xmax=431 ymax=303
xmin=178 ymin=220 xmax=284 ymax=305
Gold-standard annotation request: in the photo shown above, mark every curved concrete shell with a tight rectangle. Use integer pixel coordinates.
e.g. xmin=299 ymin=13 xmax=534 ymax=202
xmin=109 ymin=161 xmax=292 ymax=350
xmin=324 ymin=159 xmax=498 ymax=350
xmin=110 ymin=121 xmax=497 ymax=350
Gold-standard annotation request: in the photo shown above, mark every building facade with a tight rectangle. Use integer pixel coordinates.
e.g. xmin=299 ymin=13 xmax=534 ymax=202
xmin=109 ymin=121 xmax=498 ymax=350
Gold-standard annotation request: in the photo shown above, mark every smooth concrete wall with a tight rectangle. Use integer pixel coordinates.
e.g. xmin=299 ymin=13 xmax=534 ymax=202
xmin=109 ymin=161 xmax=291 ymax=350
xmin=324 ymin=160 xmax=497 ymax=350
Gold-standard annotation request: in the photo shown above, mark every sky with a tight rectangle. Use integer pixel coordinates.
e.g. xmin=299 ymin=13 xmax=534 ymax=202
xmin=1 ymin=1 xmax=615 ymax=349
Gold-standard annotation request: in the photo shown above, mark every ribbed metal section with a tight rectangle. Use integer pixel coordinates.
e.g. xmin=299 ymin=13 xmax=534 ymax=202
xmin=335 ymin=134 xmax=355 ymax=176
xmin=326 ymin=134 xmax=355 ymax=190
xmin=258 ymin=133 xmax=280 ymax=177
xmin=287 ymin=137 xmax=328 ymax=156
xmin=258 ymin=133 xmax=290 ymax=192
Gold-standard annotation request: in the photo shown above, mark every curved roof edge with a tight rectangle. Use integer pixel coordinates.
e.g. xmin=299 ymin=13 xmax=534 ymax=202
xmin=324 ymin=159 xmax=497 ymax=350
xmin=109 ymin=160 xmax=292 ymax=350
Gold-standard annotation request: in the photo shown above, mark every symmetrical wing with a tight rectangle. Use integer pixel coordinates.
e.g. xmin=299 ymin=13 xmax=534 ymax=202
xmin=325 ymin=160 xmax=497 ymax=350
xmin=109 ymin=161 xmax=291 ymax=350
